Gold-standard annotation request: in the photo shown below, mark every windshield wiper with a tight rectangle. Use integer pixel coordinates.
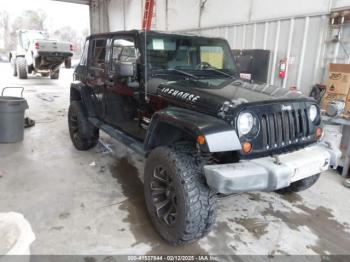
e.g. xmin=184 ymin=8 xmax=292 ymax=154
xmin=206 ymin=66 xmax=235 ymax=78
xmin=153 ymin=69 xmax=199 ymax=80
xmin=170 ymin=69 xmax=200 ymax=80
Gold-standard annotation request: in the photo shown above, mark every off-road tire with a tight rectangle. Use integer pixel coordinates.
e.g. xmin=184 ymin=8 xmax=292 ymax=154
xmin=16 ymin=57 xmax=27 ymax=79
xmin=68 ymin=101 xmax=99 ymax=151
xmin=64 ymin=58 xmax=71 ymax=69
xmin=50 ymin=69 xmax=60 ymax=79
xmin=11 ymin=58 xmax=17 ymax=76
xmin=144 ymin=144 xmax=217 ymax=245
xmin=277 ymin=174 xmax=321 ymax=194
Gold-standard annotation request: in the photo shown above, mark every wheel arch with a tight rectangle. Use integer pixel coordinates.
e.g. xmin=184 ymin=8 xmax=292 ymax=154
xmin=145 ymin=120 xmax=195 ymax=151
xmin=9 ymin=52 xmax=25 ymax=61
xmin=70 ymin=82 xmax=83 ymax=101
xmin=144 ymin=107 xmax=242 ymax=153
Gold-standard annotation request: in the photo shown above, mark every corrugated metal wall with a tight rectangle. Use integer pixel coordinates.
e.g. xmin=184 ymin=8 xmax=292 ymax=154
xmin=185 ymin=15 xmax=331 ymax=95
xmin=90 ymin=0 xmax=350 ymax=96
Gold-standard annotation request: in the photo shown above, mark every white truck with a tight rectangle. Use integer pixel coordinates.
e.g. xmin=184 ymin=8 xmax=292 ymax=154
xmin=9 ymin=30 xmax=73 ymax=79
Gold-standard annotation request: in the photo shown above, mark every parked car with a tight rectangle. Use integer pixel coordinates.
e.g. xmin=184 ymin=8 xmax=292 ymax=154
xmin=68 ymin=30 xmax=331 ymax=245
xmin=9 ymin=30 xmax=73 ymax=79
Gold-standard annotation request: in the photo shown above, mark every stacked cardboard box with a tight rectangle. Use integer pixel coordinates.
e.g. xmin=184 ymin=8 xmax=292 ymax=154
xmin=321 ymin=64 xmax=350 ymax=118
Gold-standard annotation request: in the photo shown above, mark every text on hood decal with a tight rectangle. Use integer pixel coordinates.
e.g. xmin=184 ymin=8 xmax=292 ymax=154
xmin=161 ymin=87 xmax=200 ymax=103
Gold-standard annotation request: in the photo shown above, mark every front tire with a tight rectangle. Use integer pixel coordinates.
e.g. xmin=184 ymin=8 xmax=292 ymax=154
xmin=68 ymin=101 xmax=99 ymax=151
xmin=144 ymin=144 xmax=217 ymax=245
xmin=16 ymin=57 xmax=27 ymax=79
xmin=278 ymin=174 xmax=321 ymax=194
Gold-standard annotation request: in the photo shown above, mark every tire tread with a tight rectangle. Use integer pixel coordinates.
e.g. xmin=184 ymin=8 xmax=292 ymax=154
xmin=16 ymin=57 xmax=27 ymax=79
xmin=68 ymin=101 xmax=99 ymax=151
xmin=145 ymin=143 xmax=217 ymax=245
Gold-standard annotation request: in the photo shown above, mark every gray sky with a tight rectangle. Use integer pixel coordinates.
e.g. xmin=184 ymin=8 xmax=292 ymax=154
xmin=0 ymin=0 xmax=89 ymax=32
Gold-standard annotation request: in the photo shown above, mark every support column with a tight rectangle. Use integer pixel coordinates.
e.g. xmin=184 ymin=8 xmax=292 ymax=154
xmin=90 ymin=0 xmax=110 ymax=34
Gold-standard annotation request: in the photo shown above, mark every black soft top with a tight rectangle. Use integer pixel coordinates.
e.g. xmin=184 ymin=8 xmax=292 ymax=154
xmin=86 ymin=30 xmax=227 ymax=43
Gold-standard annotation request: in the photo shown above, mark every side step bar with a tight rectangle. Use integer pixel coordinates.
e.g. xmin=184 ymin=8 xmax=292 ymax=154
xmin=88 ymin=117 xmax=146 ymax=156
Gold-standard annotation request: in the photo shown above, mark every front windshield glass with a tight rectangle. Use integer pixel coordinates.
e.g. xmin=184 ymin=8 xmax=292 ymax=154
xmin=142 ymin=33 xmax=237 ymax=85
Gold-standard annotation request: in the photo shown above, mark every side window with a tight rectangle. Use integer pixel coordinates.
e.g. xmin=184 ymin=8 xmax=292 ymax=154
xmin=200 ymin=46 xmax=224 ymax=69
xmin=79 ymin=40 xmax=89 ymax=66
xmin=90 ymin=38 xmax=107 ymax=68
xmin=111 ymin=37 xmax=136 ymax=71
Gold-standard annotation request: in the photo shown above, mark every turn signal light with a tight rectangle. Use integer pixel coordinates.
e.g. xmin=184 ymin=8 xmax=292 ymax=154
xmin=316 ymin=127 xmax=322 ymax=140
xmin=196 ymin=135 xmax=206 ymax=145
xmin=70 ymin=44 xmax=74 ymax=51
xmin=35 ymin=42 xmax=40 ymax=49
xmin=242 ymin=142 xmax=252 ymax=154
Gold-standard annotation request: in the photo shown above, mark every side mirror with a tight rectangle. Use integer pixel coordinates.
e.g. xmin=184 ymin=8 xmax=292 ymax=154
xmin=116 ymin=62 xmax=135 ymax=78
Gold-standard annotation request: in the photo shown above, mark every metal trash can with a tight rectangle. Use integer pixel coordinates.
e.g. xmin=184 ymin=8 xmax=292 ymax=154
xmin=0 ymin=87 xmax=28 ymax=143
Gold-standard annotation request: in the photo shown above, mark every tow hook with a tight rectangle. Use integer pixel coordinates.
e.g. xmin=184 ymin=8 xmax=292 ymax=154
xmin=273 ymin=155 xmax=282 ymax=165
xmin=321 ymin=158 xmax=330 ymax=171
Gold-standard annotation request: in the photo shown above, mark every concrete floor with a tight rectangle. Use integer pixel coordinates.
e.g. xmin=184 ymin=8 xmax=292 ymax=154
xmin=0 ymin=63 xmax=350 ymax=256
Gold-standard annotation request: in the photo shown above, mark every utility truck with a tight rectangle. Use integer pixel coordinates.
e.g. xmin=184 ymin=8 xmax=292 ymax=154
xmin=9 ymin=30 xmax=73 ymax=79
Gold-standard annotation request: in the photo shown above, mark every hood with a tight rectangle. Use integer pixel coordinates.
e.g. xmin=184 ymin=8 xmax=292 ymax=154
xmin=155 ymin=78 xmax=308 ymax=115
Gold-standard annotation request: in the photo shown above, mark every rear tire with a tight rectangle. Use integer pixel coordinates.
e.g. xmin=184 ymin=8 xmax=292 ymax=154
xmin=50 ymin=69 xmax=59 ymax=79
xmin=64 ymin=58 xmax=71 ymax=69
xmin=144 ymin=144 xmax=217 ymax=245
xmin=16 ymin=57 xmax=27 ymax=79
xmin=277 ymin=174 xmax=321 ymax=194
xmin=68 ymin=101 xmax=99 ymax=151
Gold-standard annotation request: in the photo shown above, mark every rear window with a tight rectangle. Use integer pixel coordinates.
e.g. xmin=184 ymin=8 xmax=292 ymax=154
xmin=90 ymin=39 xmax=107 ymax=68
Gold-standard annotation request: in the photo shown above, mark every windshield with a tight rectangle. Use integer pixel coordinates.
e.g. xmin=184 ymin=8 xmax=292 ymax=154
xmin=141 ymin=33 xmax=237 ymax=85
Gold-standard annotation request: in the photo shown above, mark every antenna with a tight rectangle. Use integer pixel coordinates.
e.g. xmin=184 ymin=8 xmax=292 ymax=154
xmin=142 ymin=0 xmax=154 ymax=102
xmin=144 ymin=30 xmax=149 ymax=102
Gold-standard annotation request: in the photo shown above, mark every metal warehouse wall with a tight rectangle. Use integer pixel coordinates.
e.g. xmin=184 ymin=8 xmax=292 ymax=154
xmin=90 ymin=0 xmax=350 ymax=95
xmin=187 ymin=15 xmax=331 ymax=95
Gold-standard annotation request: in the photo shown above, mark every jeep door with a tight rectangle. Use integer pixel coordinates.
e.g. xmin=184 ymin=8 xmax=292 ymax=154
xmin=105 ymin=34 xmax=145 ymax=140
xmin=85 ymin=37 xmax=108 ymax=119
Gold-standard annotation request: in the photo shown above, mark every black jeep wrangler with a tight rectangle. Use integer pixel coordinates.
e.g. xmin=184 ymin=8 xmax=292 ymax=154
xmin=69 ymin=30 xmax=330 ymax=245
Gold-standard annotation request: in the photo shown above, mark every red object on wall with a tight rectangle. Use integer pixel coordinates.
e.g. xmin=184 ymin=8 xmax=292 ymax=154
xmin=279 ymin=59 xmax=287 ymax=79
xmin=142 ymin=0 xmax=155 ymax=30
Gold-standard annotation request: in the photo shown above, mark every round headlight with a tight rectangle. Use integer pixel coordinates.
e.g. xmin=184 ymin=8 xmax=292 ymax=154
xmin=309 ymin=105 xmax=318 ymax=122
xmin=238 ymin=112 xmax=254 ymax=136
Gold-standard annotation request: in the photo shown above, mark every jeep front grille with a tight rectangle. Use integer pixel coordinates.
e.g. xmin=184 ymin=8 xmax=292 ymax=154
xmin=260 ymin=108 xmax=311 ymax=150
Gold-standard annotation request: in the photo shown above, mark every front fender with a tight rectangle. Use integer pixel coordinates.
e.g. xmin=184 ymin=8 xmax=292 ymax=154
xmin=70 ymin=82 xmax=84 ymax=101
xmin=14 ymin=48 xmax=26 ymax=57
xmin=144 ymin=107 xmax=241 ymax=153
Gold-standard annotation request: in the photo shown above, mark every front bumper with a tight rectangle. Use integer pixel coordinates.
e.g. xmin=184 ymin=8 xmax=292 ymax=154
xmin=204 ymin=145 xmax=330 ymax=194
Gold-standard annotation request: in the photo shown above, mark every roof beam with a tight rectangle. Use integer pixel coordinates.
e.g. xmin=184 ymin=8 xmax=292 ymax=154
xmin=52 ymin=0 xmax=90 ymax=5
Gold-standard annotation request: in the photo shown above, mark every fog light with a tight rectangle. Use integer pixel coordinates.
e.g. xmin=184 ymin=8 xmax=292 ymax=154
xmin=242 ymin=142 xmax=252 ymax=154
xmin=316 ymin=127 xmax=322 ymax=140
